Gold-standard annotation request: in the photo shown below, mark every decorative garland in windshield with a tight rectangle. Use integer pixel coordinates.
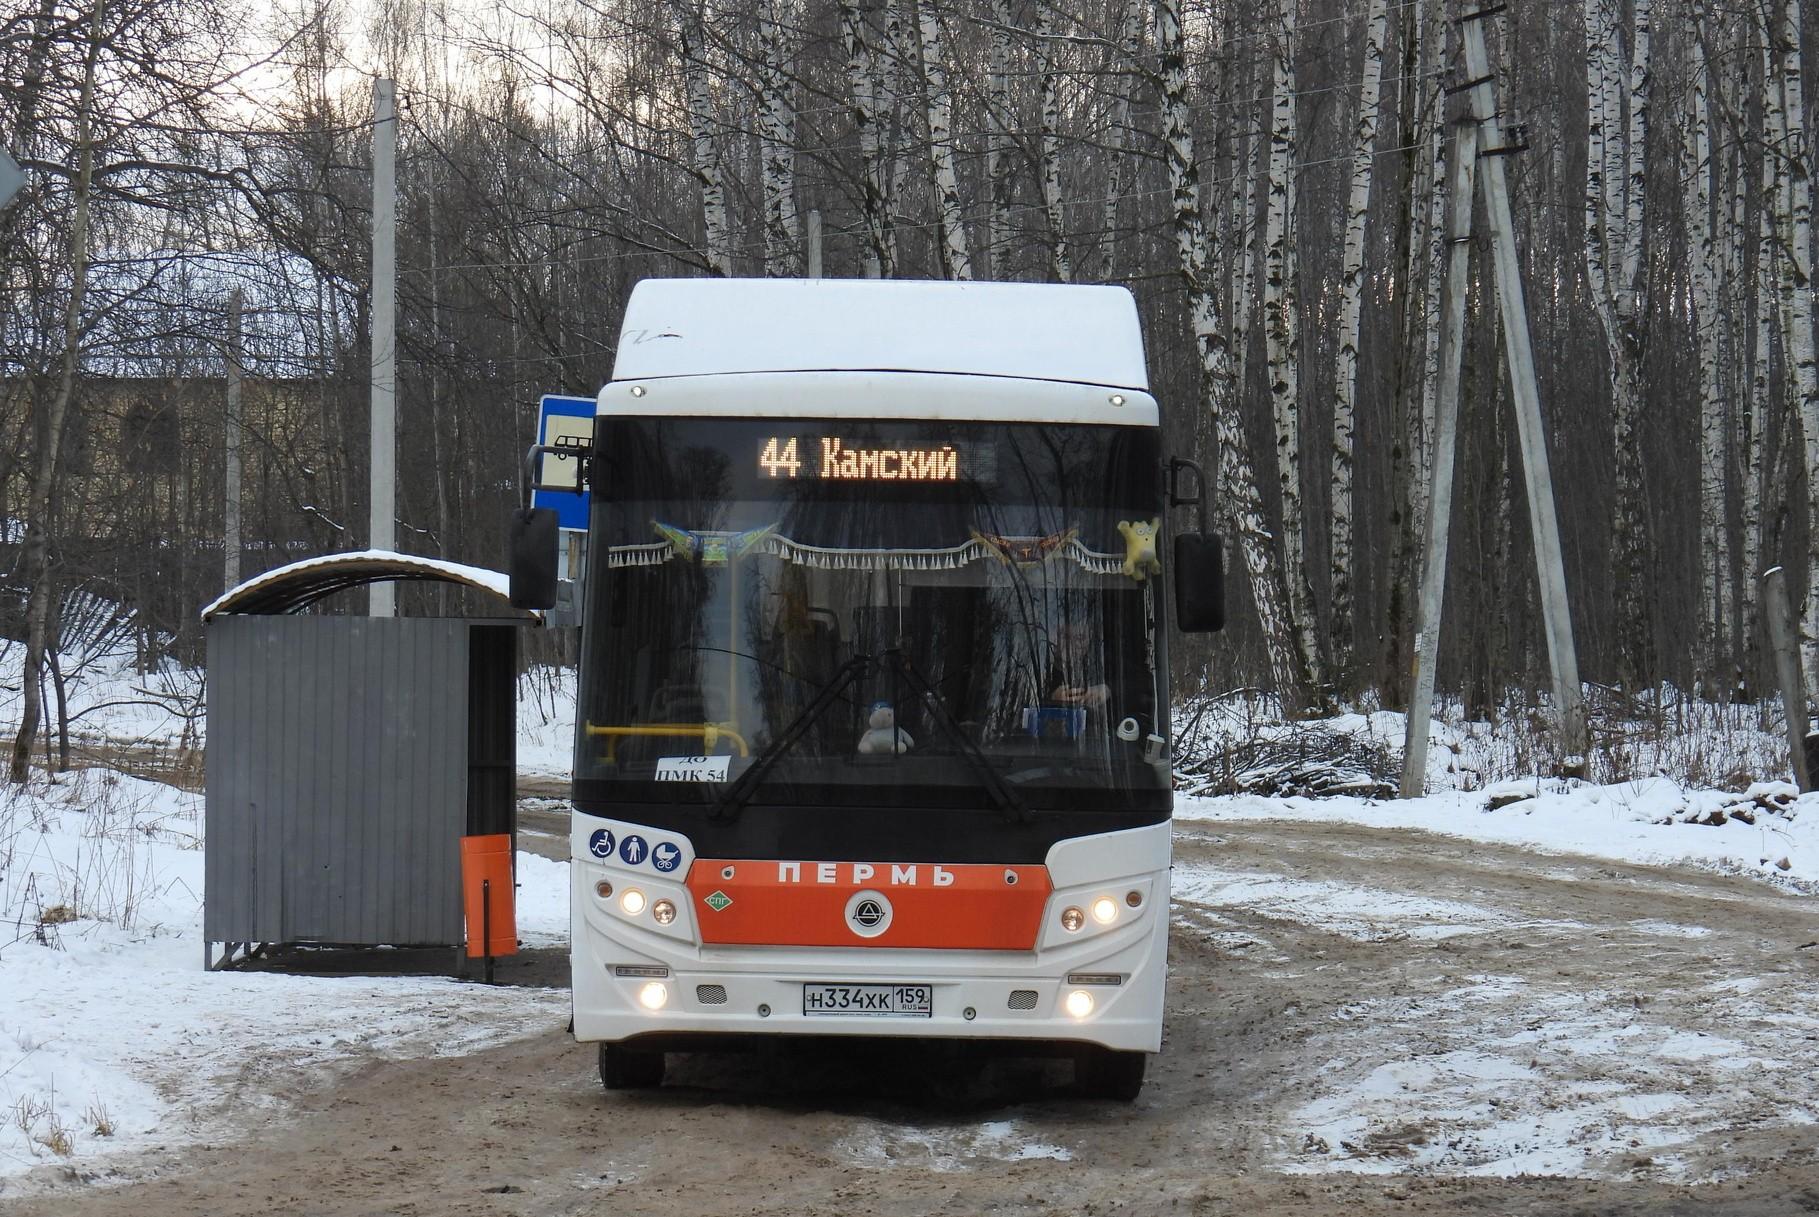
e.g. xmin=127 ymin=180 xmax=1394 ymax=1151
xmin=603 ymin=522 xmax=1139 ymax=577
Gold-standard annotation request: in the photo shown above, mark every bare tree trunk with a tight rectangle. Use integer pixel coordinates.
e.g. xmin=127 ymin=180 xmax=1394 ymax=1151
xmin=12 ymin=0 xmax=102 ymax=784
xmin=758 ymin=0 xmax=801 ymax=276
xmin=985 ymin=0 xmax=1011 ymax=280
xmin=1687 ymin=26 xmax=1729 ymax=674
xmin=681 ymin=1 xmax=732 ymax=276
xmin=1154 ymin=0 xmax=1310 ymax=712
xmin=839 ymin=0 xmax=891 ymax=276
xmin=1582 ymin=0 xmax=1653 ymax=686
xmin=1261 ymin=0 xmax=1321 ymax=695
xmin=1099 ymin=0 xmax=1143 ymax=279
xmin=1727 ymin=35 xmax=1759 ymax=670
xmin=916 ymin=0 xmax=972 ymax=279
xmin=1330 ymin=0 xmax=1390 ymax=688
xmin=1771 ymin=0 xmax=1819 ymax=701
xmin=885 ymin=0 xmax=917 ymax=253
xmin=1035 ymin=3 xmax=1070 ymax=283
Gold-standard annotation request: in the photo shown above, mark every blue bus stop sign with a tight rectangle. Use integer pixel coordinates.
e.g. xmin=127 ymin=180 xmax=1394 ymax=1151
xmin=533 ymin=394 xmax=594 ymax=531
xmin=0 ymin=150 xmax=23 ymax=211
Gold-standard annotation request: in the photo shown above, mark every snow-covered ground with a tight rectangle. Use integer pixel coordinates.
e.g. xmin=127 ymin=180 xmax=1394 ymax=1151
xmin=1175 ymin=778 xmax=1816 ymax=888
xmin=0 ymin=770 xmax=569 ymax=1181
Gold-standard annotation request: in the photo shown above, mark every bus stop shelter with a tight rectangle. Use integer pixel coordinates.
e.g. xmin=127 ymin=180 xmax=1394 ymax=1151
xmin=200 ymin=551 xmax=541 ymax=969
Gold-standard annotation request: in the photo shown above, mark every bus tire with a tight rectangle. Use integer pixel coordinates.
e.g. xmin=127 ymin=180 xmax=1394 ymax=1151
xmin=1076 ymin=1047 xmax=1146 ymax=1101
xmin=599 ymin=1043 xmax=665 ymax=1090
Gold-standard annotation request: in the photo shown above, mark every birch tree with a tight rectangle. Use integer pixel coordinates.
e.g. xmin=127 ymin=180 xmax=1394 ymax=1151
xmin=1685 ymin=25 xmax=1727 ymax=667
xmin=756 ymin=0 xmax=800 ymax=275
xmin=1099 ymin=0 xmax=1144 ymax=278
xmin=1769 ymin=0 xmax=1819 ymax=698
xmin=1035 ymin=2 xmax=1070 ymax=283
xmin=914 ymin=0 xmax=971 ymax=279
xmin=1580 ymin=0 xmax=1653 ymax=683
xmin=10 ymin=0 xmax=103 ymax=783
xmin=1260 ymin=0 xmax=1322 ymax=693
xmin=680 ymin=0 xmax=732 ymax=276
xmin=839 ymin=0 xmax=891 ymax=276
xmin=1154 ymin=0 xmax=1310 ymax=711
xmin=985 ymin=0 xmax=1012 ymax=279
xmin=1330 ymin=0 xmax=1390 ymax=685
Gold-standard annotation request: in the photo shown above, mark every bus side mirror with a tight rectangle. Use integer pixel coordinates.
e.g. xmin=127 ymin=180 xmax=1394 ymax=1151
xmin=510 ymin=507 xmax=560 ymax=610
xmin=1173 ymin=533 xmax=1225 ymax=633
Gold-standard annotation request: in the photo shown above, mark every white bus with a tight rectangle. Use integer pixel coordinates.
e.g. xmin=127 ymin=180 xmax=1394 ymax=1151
xmin=511 ymin=278 xmax=1223 ymax=1100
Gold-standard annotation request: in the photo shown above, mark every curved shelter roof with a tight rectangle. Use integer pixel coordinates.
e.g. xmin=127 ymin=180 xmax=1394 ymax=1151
xmin=201 ymin=549 xmax=538 ymax=620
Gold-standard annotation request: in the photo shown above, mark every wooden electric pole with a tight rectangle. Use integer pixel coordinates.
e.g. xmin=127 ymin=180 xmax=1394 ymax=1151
xmin=1402 ymin=7 xmax=1587 ymax=795
xmin=370 ymin=77 xmax=398 ymax=617
xmin=224 ymin=287 xmax=243 ymax=592
xmin=1401 ymin=116 xmax=1480 ymax=797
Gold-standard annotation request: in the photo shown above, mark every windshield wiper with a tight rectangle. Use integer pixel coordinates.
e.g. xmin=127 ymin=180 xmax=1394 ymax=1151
xmin=711 ymin=654 xmax=870 ymax=823
xmin=881 ymin=649 xmax=1027 ymax=824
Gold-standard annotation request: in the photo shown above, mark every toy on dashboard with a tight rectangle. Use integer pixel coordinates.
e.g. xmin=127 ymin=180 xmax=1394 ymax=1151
xmin=857 ymin=702 xmax=914 ymax=754
xmin=1117 ymin=518 xmax=1161 ymax=581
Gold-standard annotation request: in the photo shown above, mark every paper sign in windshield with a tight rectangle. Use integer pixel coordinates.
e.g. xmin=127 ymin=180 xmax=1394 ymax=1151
xmin=656 ymin=755 xmax=731 ymax=782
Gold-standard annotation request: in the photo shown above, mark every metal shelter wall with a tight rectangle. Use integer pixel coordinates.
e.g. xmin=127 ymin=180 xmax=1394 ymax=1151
xmin=205 ymin=616 xmax=472 ymax=946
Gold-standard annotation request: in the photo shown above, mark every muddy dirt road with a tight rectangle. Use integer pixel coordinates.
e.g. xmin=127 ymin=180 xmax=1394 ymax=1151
xmin=7 ymin=818 xmax=1819 ymax=1216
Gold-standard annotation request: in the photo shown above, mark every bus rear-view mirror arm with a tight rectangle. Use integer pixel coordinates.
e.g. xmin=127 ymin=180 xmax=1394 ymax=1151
xmin=509 ymin=441 xmax=588 ymax=611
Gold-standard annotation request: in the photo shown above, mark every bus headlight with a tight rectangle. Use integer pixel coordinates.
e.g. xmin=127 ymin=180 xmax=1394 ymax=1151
xmin=1064 ymin=990 xmax=1095 ymax=1019
xmin=638 ymin=981 xmax=669 ymax=1010
xmin=651 ymin=899 xmax=677 ymax=926
xmin=1091 ymin=896 xmax=1119 ymax=925
xmin=1060 ymin=906 xmax=1085 ymax=932
xmin=620 ymin=889 xmax=647 ymax=916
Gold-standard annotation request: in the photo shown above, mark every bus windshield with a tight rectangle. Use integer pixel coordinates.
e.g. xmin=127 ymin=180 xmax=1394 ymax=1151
xmin=574 ymin=416 xmax=1167 ymax=814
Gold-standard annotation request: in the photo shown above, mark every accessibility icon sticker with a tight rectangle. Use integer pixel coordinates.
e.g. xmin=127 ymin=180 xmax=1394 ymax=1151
xmin=618 ymin=834 xmax=649 ymax=866
xmin=588 ymin=828 xmax=615 ymax=859
xmin=651 ymin=841 xmax=682 ymax=873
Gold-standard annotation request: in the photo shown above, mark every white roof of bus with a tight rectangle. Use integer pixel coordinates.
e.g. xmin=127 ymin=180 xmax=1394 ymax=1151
xmin=609 ymin=278 xmax=1150 ymax=391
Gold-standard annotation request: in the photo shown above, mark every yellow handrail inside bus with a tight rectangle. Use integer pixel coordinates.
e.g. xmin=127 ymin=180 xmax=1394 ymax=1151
xmin=584 ymin=722 xmax=750 ymax=762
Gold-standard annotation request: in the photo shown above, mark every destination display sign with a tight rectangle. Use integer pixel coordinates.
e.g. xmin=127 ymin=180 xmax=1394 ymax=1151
xmin=758 ymin=435 xmax=995 ymax=483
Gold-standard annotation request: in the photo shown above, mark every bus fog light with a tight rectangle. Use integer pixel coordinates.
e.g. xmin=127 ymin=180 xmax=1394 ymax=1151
xmin=652 ymin=899 xmax=677 ymax=926
xmin=1060 ymin=906 xmax=1085 ymax=932
xmin=1065 ymin=990 xmax=1095 ymax=1019
xmin=1091 ymin=897 xmax=1119 ymax=925
xmin=621 ymin=889 xmax=647 ymax=916
xmin=594 ymin=880 xmax=613 ymax=899
xmin=638 ymin=981 xmax=669 ymax=1010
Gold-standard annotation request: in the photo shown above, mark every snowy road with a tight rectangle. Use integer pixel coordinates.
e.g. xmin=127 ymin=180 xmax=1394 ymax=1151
xmin=5 ymin=816 xmax=1818 ymax=1215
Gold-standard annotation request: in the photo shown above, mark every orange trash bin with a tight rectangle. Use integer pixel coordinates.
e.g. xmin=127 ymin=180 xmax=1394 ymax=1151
xmin=460 ymin=834 xmax=518 ymax=959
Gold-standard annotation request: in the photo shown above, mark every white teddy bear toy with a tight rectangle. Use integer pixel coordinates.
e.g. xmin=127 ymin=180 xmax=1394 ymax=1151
xmin=857 ymin=701 xmax=914 ymax=754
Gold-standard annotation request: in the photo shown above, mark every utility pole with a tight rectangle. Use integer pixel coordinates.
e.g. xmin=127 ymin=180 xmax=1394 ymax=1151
xmin=1460 ymin=10 xmax=1586 ymax=758
xmin=806 ymin=208 xmax=823 ymax=278
xmin=1401 ymin=114 xmax=1480 ymax=798
xmin=1401 ymin=8 xmax=1587 ymax=795
xmin=370 ymin=77 xmax=398 ymax=617
xmin=224 ymin=287 xmax=243 ymax=592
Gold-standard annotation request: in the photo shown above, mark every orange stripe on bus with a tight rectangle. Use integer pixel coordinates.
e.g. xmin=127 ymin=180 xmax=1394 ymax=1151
xmin=686 ymin=860 xmax=1053 ymax=950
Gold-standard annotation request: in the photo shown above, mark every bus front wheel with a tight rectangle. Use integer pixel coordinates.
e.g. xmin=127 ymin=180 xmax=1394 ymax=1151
xmin=1075 ymin=1047 xmax=1146 ymax=1101
xmin=599 ymin=1043 xmax=665 ymax=1090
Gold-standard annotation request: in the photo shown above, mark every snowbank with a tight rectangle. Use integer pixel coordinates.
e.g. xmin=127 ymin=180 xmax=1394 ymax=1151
xmin=1176 ymin=777 xmax=1817 ymax=887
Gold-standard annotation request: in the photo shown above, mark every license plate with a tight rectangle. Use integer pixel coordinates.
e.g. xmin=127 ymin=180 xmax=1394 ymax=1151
xmin=802 ymin=983 xmax=933 ymax=1017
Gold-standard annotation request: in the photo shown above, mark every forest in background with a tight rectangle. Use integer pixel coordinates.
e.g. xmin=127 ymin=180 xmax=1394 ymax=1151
xmin=1 ymin=0 xmax=1815 ymax=776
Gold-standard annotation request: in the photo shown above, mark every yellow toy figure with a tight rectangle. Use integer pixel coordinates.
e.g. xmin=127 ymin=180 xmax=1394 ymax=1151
xmin=1117 ymin=518 xmax=1162 ymax=581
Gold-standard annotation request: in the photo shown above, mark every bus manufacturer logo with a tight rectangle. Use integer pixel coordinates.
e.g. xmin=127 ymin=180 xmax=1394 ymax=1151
xmin=844 ymin=890 xmax=893 ymax=938
xmin=704 ymin=890 xmax=733 ymax=912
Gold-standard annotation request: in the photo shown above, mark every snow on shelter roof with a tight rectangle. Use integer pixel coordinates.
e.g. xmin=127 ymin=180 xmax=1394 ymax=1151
xmin=201 ymin=550 xmax=538 ymax=620
xmin=610 ymin=279 xmax=1150 ymax=391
